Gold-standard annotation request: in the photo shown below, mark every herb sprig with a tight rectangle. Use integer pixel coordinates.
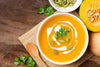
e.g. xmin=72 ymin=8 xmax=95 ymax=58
xmin=38 ymin=5 xmax=55 ymax=16
xmin=14 ymin=55 xmax=36 ymax=67
xmin=56 ymin=27 xmax=70 ymax=37
xmin=27 ymin=56 xmax=36 ymax=67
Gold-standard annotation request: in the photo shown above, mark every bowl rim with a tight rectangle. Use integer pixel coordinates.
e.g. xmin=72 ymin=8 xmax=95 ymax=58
xmin=48 ymin=0 xmax=83 ymax=12
xmin=37 ymin=13 xmax=89 ymax=65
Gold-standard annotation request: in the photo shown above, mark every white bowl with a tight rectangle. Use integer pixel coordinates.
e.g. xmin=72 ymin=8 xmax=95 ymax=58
xmin=48 ymin=0 xmax=83 ymax=12
xmin=37 ymin=13 xmax=89 ymax=65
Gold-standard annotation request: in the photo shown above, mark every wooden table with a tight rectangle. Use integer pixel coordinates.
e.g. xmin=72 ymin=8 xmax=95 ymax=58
xmin=0 ymin=0 xmax=100 ymax=67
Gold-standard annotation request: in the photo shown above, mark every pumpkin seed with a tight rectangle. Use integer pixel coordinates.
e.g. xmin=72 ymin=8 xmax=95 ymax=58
xmin=87 ymin=9 xmax=100 ymax=23
xmin=66 ymin=38 xmax=70 ymax=42
xmin=50 ymin=41 xmax=55 ymax=45
xmin=54 ymin=50 xmax=59 ymax=55
xmin=69 ymin=4 xmax=73 ymax=7
xmin=54 ymin=34 xmax=58 ymax=39
xmin=53 ymin=23 xmax=58 ymax=27
xmin=68 ymin=45 xmax=73 ymax=50
xmin=59 ymin=39 xmax=65 ymax=43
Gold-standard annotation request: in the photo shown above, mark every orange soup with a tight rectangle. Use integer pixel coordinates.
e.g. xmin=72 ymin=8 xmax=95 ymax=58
xmin=38 ymin=14 xmax=86 ymax=63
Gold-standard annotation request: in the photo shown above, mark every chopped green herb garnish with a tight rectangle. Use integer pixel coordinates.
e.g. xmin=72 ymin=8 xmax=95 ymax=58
xmin=59 ymin=27 xmax=65 ymax=33
xmin=56 ymin=27 xmax=69 ymax=37
xmin=14 ymin=57 xmax=21 ymax=65
xmin=14 ymin=62 xmax=20 ymax=66
xmin=56 ymin=31 xmax=61 ymax=36
xmin=68 ymin=45 xmax=73 ymax=50
xmin=38 ymin=5 xmax=55 ymax=16
xmin=15 ymin=57 xmax=20 ymax=62
xmin=53 ymin=23 xmax=58 ymax=27
xmin=14 ymin=55 xmax=36 ymax=67
xmin=20 ymin=55 xmax=27 ymax=64
xmin=59 ymin=39 xmax=65 ymax=43
xmin=54 ymin=50 xmax=59 ymax=55
xmin=44 ymin=5 xmax=50 ymax=9
xmin=38 ymin=7 xmax=44 ymax=14
xmin=63 ymin=30 xmax=69 ymax=36
xmin=50 ymin=41 xmax=55 ymax=45
xmin=44 ymin=5 xmax=55 ymax=16
xmin=27 ymin=56 xmax=36 ymax=67
xmin=27 ymin=64 xmax=33 ymax=67
xmin=44 ymin=10 xmax=54 ymax=16
xmin=20 ymin=62 xmax=25 ymax=65
xmin=66 ymin=38 xmax=70 ymax=42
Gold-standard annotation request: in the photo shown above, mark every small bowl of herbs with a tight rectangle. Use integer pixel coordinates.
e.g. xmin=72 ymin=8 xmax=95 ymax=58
xmin=48 ymin=0 xmax=82 ymax=12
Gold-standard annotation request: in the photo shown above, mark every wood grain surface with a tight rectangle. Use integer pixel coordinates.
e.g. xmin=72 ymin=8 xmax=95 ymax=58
xmin=0 ymin=0 xmax=100 ymax=67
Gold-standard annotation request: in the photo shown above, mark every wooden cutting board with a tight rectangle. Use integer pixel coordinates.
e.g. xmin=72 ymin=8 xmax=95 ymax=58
xmin=18 ymin=11 xmax=93 ymax=67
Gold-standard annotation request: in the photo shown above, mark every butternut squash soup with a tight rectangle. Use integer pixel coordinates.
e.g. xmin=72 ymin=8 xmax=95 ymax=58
xmin=37 ymin=13 xmax=88 ymax=64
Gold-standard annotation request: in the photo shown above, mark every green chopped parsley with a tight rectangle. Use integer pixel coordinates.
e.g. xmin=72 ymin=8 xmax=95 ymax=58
xmin=14 ymin=55 xmax=36 ymax=67
xmin=38 ymin=5 xmax=55 ymax=16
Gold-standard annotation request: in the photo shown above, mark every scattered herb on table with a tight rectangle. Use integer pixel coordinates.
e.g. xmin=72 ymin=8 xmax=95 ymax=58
xmin=14 ymin=62 xmax=20 ymax=66
xmin=14 ymin=57 xmax=21 ymax=65
xmin=14 ymin=55 xmax=36 ymax=67
xmin=20 ymin=55 xmax=27 ymax=65
xmin=27 ymin=56 xmax=36 ymax=67
xmin=38 ymin=5 xmax=55 ymax=16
